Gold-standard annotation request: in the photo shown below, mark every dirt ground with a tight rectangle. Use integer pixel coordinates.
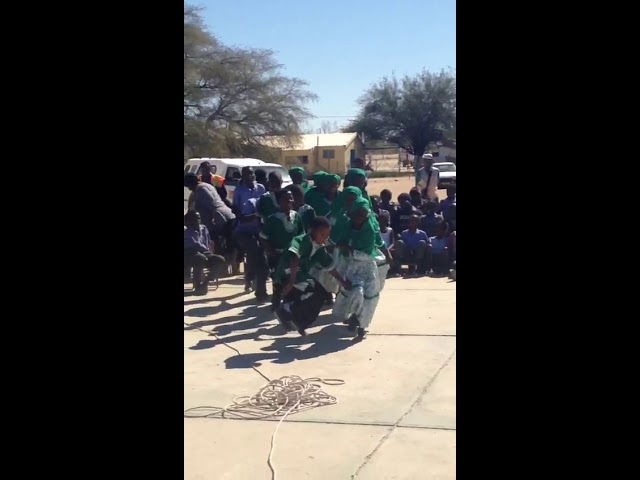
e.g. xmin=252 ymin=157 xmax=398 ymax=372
xmin=365 ymin=174 xmax=448 ymax=200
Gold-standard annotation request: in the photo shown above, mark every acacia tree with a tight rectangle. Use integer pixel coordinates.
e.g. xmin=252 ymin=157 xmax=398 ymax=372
xmin=347 ymin=69 xmax=456 ymax=160
xmin=184 ymin=4 xmax=316 ymax=160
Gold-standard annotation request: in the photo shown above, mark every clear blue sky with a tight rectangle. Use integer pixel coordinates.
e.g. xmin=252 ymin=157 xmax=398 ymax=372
xmin=196 ymin=0 xmax=456 ymax=130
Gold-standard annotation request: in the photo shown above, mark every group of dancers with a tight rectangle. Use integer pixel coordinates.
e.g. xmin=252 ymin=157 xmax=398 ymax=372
xmin=264 ymin=168 xmax=392 ymax=341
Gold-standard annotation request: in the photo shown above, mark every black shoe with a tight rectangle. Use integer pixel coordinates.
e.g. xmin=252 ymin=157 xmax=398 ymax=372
xmin=194 ymin=284 xmax=208 ymax=296
xmin=347 ymin=314 xmax=359 ymax=332
xmin=297 ymin=327 xmax=307 ymax=337
xmin=255 ymin=294 xmax=270 ymax=304
xmin=352 ymin=327 xmax=366 ymax=343
xmin=275 ymin=308 xmax=295 ymax=332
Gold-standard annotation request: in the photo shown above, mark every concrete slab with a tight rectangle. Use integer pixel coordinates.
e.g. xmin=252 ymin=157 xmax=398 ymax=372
xmin=184 ymin=332 xmax=268 ymax=411
xmin=184 ymin=418 xmax=388 ymax=480
xmin=357 ymin=428 xmax=456 ymax=480
xmin=372 ymin=287 xmax=456 ymax=336
xmin=184 ymin=275 xmax=456 ymax=478
xmin=399 ymin=354 xmax=456 ymax=429
xmin=213 ymin=329 xmax=456 ymax=425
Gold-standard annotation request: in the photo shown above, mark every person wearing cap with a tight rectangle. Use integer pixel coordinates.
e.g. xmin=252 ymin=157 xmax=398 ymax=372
xmin=288 ymin=167 xmax=309 ymax=194
xmin=416 ymin=153 xmax=440 ymax=201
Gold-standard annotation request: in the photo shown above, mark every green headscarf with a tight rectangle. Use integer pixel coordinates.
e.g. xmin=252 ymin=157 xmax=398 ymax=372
xmin=289 ymin=166 xmax=306 ymax=176
xmin=290 ymin=167 xmax=309 ymax=193
xmin=346 ymin=168 xmax=366 ymax=183
xmin=329 ymin=186 xmax=361 ymax=242
xmin=350 ymin=197 xmax=371 ymax=213
xmin=343 ymin=186 xmax=362 ymax=197
xmin=329 ymin=174 xmax=341 ymax=187
xmin=342 ymin=197 xmax=377 ymax=255
xmin=312 ymin=171 xmax=329 ymax=186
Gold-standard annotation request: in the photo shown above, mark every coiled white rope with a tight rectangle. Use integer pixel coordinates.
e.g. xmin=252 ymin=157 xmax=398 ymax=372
xmin=185 ymin=376 xmax=344 ymax=480
xmin=185 ymin=321 xmax=344 ymax=480
xmin=184 ymin=376 xmax=344 ymax=420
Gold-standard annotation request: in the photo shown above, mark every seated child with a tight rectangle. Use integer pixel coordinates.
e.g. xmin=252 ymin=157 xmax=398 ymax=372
xmin=184 ymin=211 xmax=226 ymax=295
xmin=392 ymin=193 xmax=421 ymax=236
xmin=380 ymin=189 xmax=396 ymax=214
xmin=409 ymin=187 xmax=424 ymax=209
xmin=439 ymin=185 xmax=456 ymax=222
xmin=393 ymin=214 xmax=430 ymax=275
xmin=377 ymin=211 xmax=394 ymax=251
xmin=428 ymin=222 xmax=450 ymax=276
xmin=419 ymin=201 xmax=444 ymax=237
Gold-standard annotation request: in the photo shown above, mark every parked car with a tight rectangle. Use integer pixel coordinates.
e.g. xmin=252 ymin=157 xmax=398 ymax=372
xmin=434 ymin=162 xmax=456 ymax=189
xmin=183 ymin=158 xmax=292 ymax=205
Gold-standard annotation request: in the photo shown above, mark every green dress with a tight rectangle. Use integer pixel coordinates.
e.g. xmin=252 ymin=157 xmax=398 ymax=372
xmin=296 ymin=181 xmax=310 ymax=195
xmin=304 ymin=188 xmax=338 ymax=218
xmin=272 ymin=234 xmax=333 ymax=285
xmin=259 ymin=210 xmax=302 ymax=252
xmin=257 ymin=192 xmax=279 ymax=223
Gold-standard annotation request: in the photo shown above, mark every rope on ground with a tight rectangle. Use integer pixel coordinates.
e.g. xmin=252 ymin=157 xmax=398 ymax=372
xmin=184 ymin=321 xmax=344 ymax=480
xmin=185 ymin=376 xmax=344 ymax=480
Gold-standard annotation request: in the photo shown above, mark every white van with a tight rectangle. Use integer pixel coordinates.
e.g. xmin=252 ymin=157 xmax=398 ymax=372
xmin=183 ymin=158 xmax=292 ymax=205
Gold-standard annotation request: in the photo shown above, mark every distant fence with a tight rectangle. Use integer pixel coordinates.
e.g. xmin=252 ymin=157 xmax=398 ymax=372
xmin=366 ymin=149 xmax=455 ymax=173
xmin=365 ymin=150 xmax=415 ymax=173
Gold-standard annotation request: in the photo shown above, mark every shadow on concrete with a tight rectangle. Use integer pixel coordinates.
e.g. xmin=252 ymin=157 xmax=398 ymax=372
xmin=184 ymin=299 xmax=272 ymax=331
xmin=222 ymin=323 xmax=356 ymax=367
xmin=183 ymin=290 xmax=248 ymax=307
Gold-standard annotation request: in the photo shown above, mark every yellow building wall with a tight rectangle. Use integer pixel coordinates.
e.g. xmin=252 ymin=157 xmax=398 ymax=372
xmin=315 ymin=146 xmax=347 ymax=174
xmin=280 ymin=149 xmax=314 ymax=172
xmin=277 ymin=138 xmax=365 ymax=175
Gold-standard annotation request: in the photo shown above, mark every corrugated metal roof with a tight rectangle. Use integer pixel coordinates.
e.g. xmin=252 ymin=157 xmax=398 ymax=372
xmin=262 ymin=132 xmax=358 ymax=151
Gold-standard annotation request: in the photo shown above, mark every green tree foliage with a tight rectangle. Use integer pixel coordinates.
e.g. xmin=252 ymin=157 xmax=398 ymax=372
xmin=184 ymin=4 xmax=316 ymax=160
xmin=347 ymin=69 xmax=456 ymax=159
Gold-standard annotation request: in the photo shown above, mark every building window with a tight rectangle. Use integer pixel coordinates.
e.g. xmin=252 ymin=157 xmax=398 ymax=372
xmin=322 ymin=149 xmax=335 ymax=159
xmin=285 ymin=155 xmax=309 ymax=164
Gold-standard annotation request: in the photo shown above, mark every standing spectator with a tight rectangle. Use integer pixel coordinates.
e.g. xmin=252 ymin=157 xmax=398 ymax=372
xmin=255 ymin=169 xmax=268 ymax=189
xmin=352 ymin=157 xmax=366 ymax=169
xmin=197 ymin=161 xmax=227 ymax=203
xmin=231 ymin=167 xmax=269 ymax=300
xmin=393 ymin=214 xmax=430 ymax=276
xmin=184 ymin=173 xmax=235 ymax=239
xmin=232 ymin=167 xmax=266 ymax=212
xmin=417 ymin=153 xmax=440 ymax=201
